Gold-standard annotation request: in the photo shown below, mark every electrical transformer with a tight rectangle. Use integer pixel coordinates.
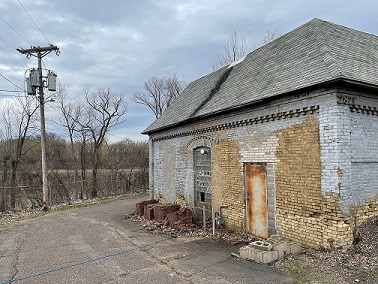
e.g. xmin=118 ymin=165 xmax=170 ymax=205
xmin=26 ymin=77 xmax=34 ymax=95
xmin=29 ymin=69 xmax=40 ymax=87
xmin=47 ymin=71 xmax=57 ymax=91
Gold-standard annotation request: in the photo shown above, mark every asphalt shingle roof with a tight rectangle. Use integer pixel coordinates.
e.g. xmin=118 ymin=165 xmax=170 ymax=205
xmin=143 ymin=18 xmax=378 ymax=134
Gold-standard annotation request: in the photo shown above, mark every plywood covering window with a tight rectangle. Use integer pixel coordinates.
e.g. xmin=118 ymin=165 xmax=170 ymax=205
xmin=194 ymin=147 xmax=212 ymax=205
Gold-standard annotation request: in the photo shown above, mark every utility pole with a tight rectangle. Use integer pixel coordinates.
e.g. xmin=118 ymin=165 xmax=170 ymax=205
xmin=17 ymin=45 xmax=60 ymax=211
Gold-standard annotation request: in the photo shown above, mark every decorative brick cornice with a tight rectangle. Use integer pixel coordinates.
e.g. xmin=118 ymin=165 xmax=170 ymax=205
xmin=349 ymin=104 xmax=378 ymax=115
xmin=336 ymin=94 xmax=378 ymax=115
xmin=186 ymin=136 xmax=219 ymax=147
xmin=151 ymin=105 xmax=319 ymax=142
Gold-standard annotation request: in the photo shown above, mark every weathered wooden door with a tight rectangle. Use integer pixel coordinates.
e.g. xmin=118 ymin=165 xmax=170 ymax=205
xmin=245 ymin=164 xmax=268 ymax=238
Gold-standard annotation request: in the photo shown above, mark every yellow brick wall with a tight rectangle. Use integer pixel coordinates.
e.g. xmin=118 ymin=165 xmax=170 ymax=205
xmin=212 ymin=138 xmax=245 ymax=231
xmin=275 ymin=117 xmax=378 ymax=248
xmin=275 ymin=117 xmax=324 ymax=246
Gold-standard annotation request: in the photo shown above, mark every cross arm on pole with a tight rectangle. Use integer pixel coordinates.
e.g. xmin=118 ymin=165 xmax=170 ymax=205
xmin=16 ymin=44 xmax=60 ymax=58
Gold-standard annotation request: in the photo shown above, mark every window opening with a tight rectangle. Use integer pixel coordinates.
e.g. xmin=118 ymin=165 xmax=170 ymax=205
xmin=194 ymin=147 xmax=212 ymax=205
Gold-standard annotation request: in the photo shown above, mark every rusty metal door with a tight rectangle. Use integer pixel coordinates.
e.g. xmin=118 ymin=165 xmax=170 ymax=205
xmin=245 ymin=164 xmax=268 ymax=239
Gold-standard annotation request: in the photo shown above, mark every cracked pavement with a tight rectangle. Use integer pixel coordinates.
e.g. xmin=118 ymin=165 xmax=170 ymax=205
xmin=0 ymin=197 xmax=292 ymax=283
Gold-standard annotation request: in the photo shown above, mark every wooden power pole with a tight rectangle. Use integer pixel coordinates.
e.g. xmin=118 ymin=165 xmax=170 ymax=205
xmin=17 ymin=45 xmax=60 ymax=211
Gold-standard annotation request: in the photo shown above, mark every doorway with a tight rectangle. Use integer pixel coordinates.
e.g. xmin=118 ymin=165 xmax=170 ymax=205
xmin=245 ymin=163 xmax=268 ymax=238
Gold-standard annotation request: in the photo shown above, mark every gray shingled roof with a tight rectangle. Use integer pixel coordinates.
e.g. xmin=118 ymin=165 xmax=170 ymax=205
xmin=143 ymin=18 xmax=378 ymax=134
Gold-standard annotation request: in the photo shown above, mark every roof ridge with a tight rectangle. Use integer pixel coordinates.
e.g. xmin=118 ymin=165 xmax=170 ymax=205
xmin=311 ymin=19 xmax=343 ymax=78
xmin=189 ymin=67 xmax=233 ymax=118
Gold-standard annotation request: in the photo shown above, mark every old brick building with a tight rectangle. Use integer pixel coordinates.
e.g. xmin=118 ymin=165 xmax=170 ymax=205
xmin=143 ymin=19 xmax=378 ymax=248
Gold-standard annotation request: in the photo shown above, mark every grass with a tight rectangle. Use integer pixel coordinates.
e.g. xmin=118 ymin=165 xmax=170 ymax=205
xmin=284 ymin=258 xmax=315 ymax=284
xmin=282 ymin=255 xmax=344 ymax=284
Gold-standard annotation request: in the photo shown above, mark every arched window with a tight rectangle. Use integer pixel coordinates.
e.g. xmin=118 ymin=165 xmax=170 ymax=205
xmin=194 ymin=147 xmax=212 ymax=205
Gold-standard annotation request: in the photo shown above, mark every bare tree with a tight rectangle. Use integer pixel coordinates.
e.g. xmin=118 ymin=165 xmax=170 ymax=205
xmin=132 ymin=73 xmax=186 ymax=118
xmin=56 ymin=85 xmax=93 ymax=199
xmin=0 ymin=96 xmax=38 ymax=210
xmin=56 ymin=85 xmax=81 ymax=182
xmin=212 ymin=29 xmax=280 ymax=71
xmin=255 ymin=29 xmax=281 ymax=48
xmin=212 ymin=29 xmax=247 ymax=70
xmin=104 ymin=138 xmax=148 ymax=171
xmin=102 ymin=139 xmax=149 ymax=194
xmin=77 ymin=87 xmax=127 ymax=198
xmin=78 ymin=128 xmax=90 ymax=199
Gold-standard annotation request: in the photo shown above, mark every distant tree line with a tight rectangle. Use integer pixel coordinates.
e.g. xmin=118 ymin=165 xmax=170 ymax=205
xmin=0 ymin=87 xmax=148 ymax=212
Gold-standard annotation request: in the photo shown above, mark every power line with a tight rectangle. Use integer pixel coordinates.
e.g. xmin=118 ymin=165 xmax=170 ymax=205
xmin=0 ymin=15 xmax=31 ymax=46
xmin=42 ymin=55 xmax=57 ymax=70
xmin=0 ymin=90 xmax=21 ymax=93
xmin=0 ymin=70 xmax=24 ymax=84
xmin=0 ymin=72 xmax=25 ymax=92
xmin=17 ymin=0 xmax=50 ymax=44
xmin=0 ymin=92 xmax=29 ymax=99
xmin=6 ymin=73 xmax=23 ymax=83
xmin=0 ymin=92 xmax=18 ymax=97
xmin=0 ymin=89 xmax=30 ymax=98
xmin=0 ymin=35 xmax=17 ymax=49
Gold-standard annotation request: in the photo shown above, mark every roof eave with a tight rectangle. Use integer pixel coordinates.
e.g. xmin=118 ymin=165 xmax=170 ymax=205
xmin=142 ymin=78 xmax=378 ymax=135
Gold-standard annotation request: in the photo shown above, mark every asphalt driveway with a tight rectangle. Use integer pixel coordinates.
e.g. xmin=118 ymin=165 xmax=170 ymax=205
xmin=0 ymin=196 xmax=292 ymax=283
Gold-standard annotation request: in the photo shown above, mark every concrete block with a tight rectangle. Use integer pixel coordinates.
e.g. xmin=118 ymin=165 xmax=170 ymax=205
xmin=287 ymin=242 xmax=301 ymax=254
xmin=239 ymin=246 xmax=249 ymax=259
xmin=250 ymin=250 xmax=279 ymax=264
xmin=261 ymin=250 xmax=279 ymax=264
xmin=266 ymin=234 xmax=281 ymax=244
xmin=239 ymin=246 xmax=253 ymax=260
xmin=249 ymin=247 xmax=257 ymax=260
xmin=250 ymin=241 xmax=272 ymax=251
xmin=272 ymin=241 xmax=289 ymax=259
xmin=252 ymin=249 xmax=263 ymax=263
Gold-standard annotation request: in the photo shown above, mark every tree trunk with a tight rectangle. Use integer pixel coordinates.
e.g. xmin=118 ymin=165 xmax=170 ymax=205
xmin=80 ymin=140 xmax=87 ymax=200
xmin=91 ymin=148 xmax=99 ymax=198
xmin=1 ymin=158 xmax=9 ymax=212
xmin=10 ymin=160 xmax=17 ymax=209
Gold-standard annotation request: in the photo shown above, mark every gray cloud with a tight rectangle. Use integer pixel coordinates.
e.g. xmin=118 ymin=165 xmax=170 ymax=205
xmin=1 ymin=0 xmax=378 ymax=140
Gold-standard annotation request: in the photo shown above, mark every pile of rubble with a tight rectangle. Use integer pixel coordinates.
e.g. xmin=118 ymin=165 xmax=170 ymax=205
xmin=355 ymin=215 xmax=378 ymax=259
xmin=128 ymin=200 xmax=254 ymax=244
xmin=134 ymin=200 xmax=193 ymax=230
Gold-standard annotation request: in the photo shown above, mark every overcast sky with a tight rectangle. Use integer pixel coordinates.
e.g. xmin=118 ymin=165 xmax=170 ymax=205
xmin=1 ymin=0 xmax=378 ymax=142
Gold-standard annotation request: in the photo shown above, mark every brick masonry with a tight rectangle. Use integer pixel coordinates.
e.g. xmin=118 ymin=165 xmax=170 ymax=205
xmin=148 ymin=87 xmax=378 ymax=249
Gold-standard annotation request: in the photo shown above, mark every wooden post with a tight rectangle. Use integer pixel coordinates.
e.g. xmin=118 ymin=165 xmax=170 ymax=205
xmin=212 ymin=206 xmax=215 ymax=236
xmin=203 ymin=205 xmax=206 ymax=233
